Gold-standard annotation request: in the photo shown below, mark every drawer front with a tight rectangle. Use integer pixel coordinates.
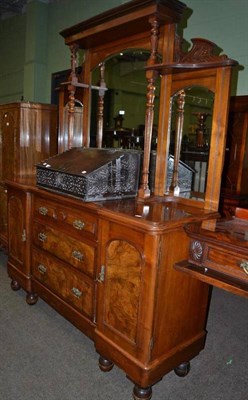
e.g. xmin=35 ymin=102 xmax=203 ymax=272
xmin=190 ymin=239 xmax=248 ymax=284
xmin=33 ymin=221 xmax=95 ymax=277
xmin=33 ymin=197 xmax=97 ymax=238
xmin=32 ymin=248 xmax=94 ymax=318
xmin=205 ymin=246 xmax=248 ymax=283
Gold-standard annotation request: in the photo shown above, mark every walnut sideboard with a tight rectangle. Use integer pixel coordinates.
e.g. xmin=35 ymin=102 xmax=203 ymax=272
xmin=6 ymin=177 xmax=219 ymax=399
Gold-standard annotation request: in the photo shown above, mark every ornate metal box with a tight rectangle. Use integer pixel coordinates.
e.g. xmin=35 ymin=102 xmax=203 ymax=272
xmin=166 ymin=155 xmax=195 ymax=194
xmin=36 ymin=147 xmax=141 ymax=201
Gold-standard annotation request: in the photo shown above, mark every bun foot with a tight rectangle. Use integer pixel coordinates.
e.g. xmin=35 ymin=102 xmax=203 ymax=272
xmin=98 ymin=356 xmax=114 ymax=372
xmin=133 ymin=385 xmax=152 ymax=400
xmin=11 ymin=279 xmax=21 ymax=291
xmin=174 ymin=361 xmax=190 ymax=377
xmin=26 ymin=292 xmax=38 ymax=305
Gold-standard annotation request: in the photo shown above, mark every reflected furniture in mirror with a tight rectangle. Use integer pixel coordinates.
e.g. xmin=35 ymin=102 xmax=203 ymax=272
xmin=5 ymin=1 xmax=242 ymax=399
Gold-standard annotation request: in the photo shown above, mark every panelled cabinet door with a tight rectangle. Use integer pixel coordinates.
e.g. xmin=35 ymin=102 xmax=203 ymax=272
xmin=8 ymin=189 xmax=30 ymax=273
xmin=0 ymin=109 xmax=16 ymax=180
xmin=0 ymin=185 xmax=7 ymax=247
xmin=96 ymin=219 xmax=159 ymax=363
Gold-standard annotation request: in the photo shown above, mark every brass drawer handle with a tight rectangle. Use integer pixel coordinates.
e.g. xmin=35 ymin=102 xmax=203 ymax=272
xmin=38 ymin=264 xmax=47 ymax=274
xmin=72 ymin=250 xmax=84 ymax=261
xmin=38 ymin=232 xmax=47 ymax=242
xmin=39 ymin=206 xmax=48 ymax=216
xmin=240 ymin=261 xmax=248 ymax=275
xmin=71 ymin=287 xmax=82 ymax=298
xmin=73 ymin=220 xmax=85 ymax=230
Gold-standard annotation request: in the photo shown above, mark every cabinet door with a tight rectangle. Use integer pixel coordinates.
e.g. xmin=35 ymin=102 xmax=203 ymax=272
xmin=8 ymin=188 xmax=31 ymax=274
xmin=95 ymin=219 xmax=159 ymax=362
xmin=0 ymin=109 xmax=17 ymax=180
xmin=0 ymin=185 xmax=7 ymax=248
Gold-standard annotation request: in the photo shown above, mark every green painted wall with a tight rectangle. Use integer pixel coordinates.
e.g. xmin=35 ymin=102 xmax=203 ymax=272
xmin=181 ymin=0 xmax=248 ymax=95
xmin=0 ymin=14 xmax=26 ymax=103
xmin=0 ymin=0 xmax=247 ymax=104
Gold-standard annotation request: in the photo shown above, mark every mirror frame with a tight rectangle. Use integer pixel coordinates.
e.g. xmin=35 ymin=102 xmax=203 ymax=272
xmin=59 ymin=0 xmax=186 ymax=147
xmin=144 ymin=38 xmax=238 ymax=211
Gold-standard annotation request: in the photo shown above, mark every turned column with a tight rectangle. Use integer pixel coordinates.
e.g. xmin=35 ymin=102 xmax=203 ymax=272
xmin=96 ymin=63 xmax=106 ymax=148
xmin=138 ymin=16 xmax=159 ymax=200
xmin=170 ymin=89 xmax=185 ymax=195
xmin=67 ymin=44 xmax=79 ymax=149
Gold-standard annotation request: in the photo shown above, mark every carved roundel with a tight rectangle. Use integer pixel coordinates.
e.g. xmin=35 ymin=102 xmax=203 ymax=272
xmin=190 ymin=240 xmax=203 ymax=261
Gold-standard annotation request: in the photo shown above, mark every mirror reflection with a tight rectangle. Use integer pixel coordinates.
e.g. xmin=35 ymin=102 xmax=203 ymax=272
xmin=91 ymin=52 xmax=214 ymax=202
xmin=91 ymin=49 xmax=160 ymax=149
xmin=167 ymin=87 xmax=214 ymax=199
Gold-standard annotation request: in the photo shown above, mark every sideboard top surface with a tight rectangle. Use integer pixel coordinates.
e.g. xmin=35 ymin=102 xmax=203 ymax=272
xmin=6 ymin=177 xmax=218 ymax=232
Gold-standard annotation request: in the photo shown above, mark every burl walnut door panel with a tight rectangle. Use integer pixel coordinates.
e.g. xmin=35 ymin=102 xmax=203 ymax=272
xmin=101 ymin=239 xmax=142 ymax=343
xmin=96 ymin=219 xmax=159 ymax=361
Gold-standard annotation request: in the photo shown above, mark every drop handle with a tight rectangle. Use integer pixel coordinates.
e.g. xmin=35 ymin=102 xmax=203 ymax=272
xmin=72 ymin=250 xmax=84 ymax=261
xmin=39 ymin=206 xmax=48 ymax=216
xmin=239 ymin=261 xmax=248 ymax=275
xmin=38 ymin=264 xmax=47 ymax=274
xmin=38 ymin=232 xmax=47 ymax=242
xmin=73 ymin=220 xmax=85 ymax=230
xmin=71 ymin=287 xmax=83 ymax=298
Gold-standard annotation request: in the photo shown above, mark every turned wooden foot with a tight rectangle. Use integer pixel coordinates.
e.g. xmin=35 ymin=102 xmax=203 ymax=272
xmin=10 ymin=279 xmax=21 ymax=291
xmin=133 ymin=385 xmax=152 ymax=400
xmin=26 ymin=292 xmax=38 ymax=305
xmin=174 ymin=361 xmax=190 ymax=377
xmin=98 ymin=356 xmax=114 ymax=372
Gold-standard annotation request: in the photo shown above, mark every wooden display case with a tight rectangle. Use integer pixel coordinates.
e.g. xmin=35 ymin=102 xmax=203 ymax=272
xmin=0 ymin=102 xmax=58 ymax=250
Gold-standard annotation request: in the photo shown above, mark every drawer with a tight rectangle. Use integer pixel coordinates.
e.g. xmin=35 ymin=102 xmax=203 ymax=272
xmin=204 ymin=246 xmax=248 ymax=283
xmin=188 ymin=239 xmax=248 ymax=286
xmin=33 ymin=196 xmax=97 ymax=238
xmin=32 ymin=248 xmax=94 ymax=318
xmin=33 ymin=221 xmax=95 ymax=277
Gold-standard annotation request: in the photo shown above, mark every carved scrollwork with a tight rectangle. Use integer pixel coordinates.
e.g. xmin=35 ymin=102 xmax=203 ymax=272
xmin=146 ymin=36 xmax=238 ymax=76
xmin=173 ymin=36 xmax=238 ymax=68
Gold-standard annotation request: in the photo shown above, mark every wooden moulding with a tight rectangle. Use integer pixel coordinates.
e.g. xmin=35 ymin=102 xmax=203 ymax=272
xmin=60 ymin=0 xmax=186 ymax=48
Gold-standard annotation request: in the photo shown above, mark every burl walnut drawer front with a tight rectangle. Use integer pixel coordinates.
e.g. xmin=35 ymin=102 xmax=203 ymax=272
xmin=33 ymin=221 xmax=95 ymax=277
xmin=32 ymin=248 xmax=94 ymax=318
xmin=33 ymin=197 xmax=97 ymax=239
